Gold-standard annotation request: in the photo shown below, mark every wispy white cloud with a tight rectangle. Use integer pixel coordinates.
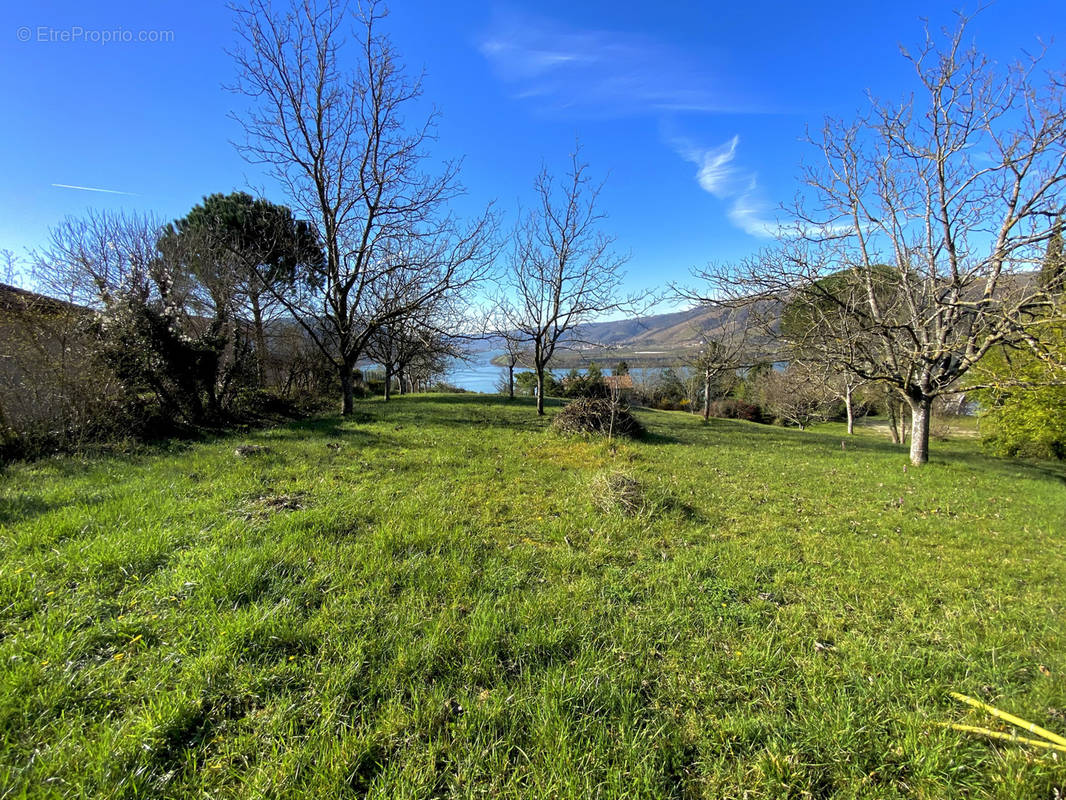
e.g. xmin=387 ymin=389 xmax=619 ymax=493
xmin=480 ymin=9 xmax=785 ymax=237
xmin=727 ymin=180 xmax=778 ymax=238
xmin=670 ymin=134 xmax=778 ymax=238
xmin=52 ymin=183 xmax=139 ymax=196
xmin=478 ymin=10 xmax=768 ymax=117
xmin=673 ymin=135 xmax=742 ymax=198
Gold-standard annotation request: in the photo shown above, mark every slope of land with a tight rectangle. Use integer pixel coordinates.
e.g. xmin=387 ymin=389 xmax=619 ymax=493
xmin=1 ymin=395 xmax=1064 ymax=798
xmin=488 ymin=304 xmax=774 ymax=369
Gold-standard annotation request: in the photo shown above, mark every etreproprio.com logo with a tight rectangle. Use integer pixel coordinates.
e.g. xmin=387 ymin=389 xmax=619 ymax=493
xmin=16 ymin=26 xmax=175 ymax=44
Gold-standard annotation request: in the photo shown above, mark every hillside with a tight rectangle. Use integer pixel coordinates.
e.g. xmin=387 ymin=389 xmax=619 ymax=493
xmin=1 ymin=394 xmax=1064 ymax=798
xmin=573 ymin=305 xmax=713 ymax=347
xmin=516 ymin=270 xmax=1042 ymax=369
xmin=533 ymin=304 xmax=735 ymax=354
xmin=486 ymin=304 xmax=766 ymax=369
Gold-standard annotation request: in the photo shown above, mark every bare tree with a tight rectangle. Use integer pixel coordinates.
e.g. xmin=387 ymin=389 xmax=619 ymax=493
xmin=827 ymin=370 xmax=867 ymax=436
xmin=505 ymin=147 xmax=640 ymax=415
xmin=1 ymin=249 xmax=22 ymax=287
xmin=485 ymin=297 xmax=528 ymax=398
xmin=776 ymin=270 xmax=876 ymax=435
xmin=499 ymin=334 xmax=525 ymax=399
xmin=365 ymin=305 xmax=464 ymax=400
xmin=757 ymin=365 xmax=832 ymax=431
xmin=364 ymin=319 xmax=413 ymax=399
xmin=684 ymin=311 xmax=749 ymax=421
xmin=230 ymin=0 xmax=496 ymax=414
xmin=688 ymin=16 xmax=1066 ymax=464
xmin=32 ymin=210 xmax=175 ymax=311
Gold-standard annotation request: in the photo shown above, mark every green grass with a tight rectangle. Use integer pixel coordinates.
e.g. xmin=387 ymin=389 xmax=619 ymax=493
xmin=1 ymin=394 xmax=1064 ymax=799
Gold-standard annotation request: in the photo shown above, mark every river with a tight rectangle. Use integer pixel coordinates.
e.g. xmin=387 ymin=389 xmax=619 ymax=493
xmin=443 ymin=350 xmax=577 ymax=393
xmin=442 ymin=350 xmax=668 ymax=393
xmin=443 ymin=349 xmax=507 ymax=393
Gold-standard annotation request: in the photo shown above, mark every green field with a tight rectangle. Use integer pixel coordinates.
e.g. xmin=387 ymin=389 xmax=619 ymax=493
xmin=1 ymin=395 xmax=1064 ymax=798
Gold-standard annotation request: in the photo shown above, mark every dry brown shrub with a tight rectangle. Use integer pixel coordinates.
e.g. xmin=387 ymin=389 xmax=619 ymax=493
xmin=590 ymin=471 xmax=646 ymax=516
xmin=551 ymin=398 xmax=644 ymax=439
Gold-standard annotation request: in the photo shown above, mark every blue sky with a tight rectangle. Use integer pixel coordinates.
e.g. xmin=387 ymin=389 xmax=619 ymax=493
xmin=2 ymin=0 xmax=1062 ymax=295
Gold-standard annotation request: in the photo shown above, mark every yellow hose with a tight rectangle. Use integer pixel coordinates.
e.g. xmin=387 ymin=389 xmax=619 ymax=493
xmin=938 ymin=722 xmax=1066 ymax=754
xmin=950 ymin=692 xmax=1066 ymax=747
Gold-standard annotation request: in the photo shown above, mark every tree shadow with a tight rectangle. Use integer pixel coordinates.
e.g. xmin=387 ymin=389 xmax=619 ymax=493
xmin=698 ymin=416 xmax=1066 ymax=486
xmin=0 ymin=494 xmax=62 ymax=526
xmin=638 ymin=429 xmax=682 ymax=445
xmin=365 ymin=393 xmax=558 ymax=433
xmin=281 ymin=416 xmax=381 ymax=442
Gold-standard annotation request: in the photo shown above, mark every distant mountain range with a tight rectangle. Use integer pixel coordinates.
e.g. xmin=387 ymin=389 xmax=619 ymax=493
xmin=480 ymin=303 xmax=766 ymax=368
xmin=2 ymin=279 xmax=758 ymax=369
xmin=571 ymin=304 xmax=739 ymax=348
xmin=479 ymin=305 xmax=741 ymax=351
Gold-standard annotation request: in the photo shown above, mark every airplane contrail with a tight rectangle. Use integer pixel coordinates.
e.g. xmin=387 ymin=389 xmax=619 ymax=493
xmin=51 ymin=183 xmax=139 ymax=196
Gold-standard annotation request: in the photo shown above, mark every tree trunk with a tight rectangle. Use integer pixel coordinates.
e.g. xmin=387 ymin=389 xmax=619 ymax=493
xmin=907 ymin=395 xmax=932 ymax=465
xmin=250 ymin=292 xmax=267 ymax=387
xmin=508 ymin=363 xmax=515 ymax=399
xmin=340 ymin=367 xmax=354 ymax=415
xmin=535 ymin=367 xmax=545 ymax=415
xmin=845 ymin=386 xmax=854 ymax=435
xmin=886 ymin=396 xmax=900 ymax=444
xmin=384 ymin=365 xmax=392 ymax=402
xmin=699 ymin=369 xmax=707 ymax=422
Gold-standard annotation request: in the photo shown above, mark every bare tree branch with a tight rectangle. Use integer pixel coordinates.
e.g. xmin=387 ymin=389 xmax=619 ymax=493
xmin=504 ymin=145 xmax=649 ymax=415
xmin=229 ymin=0 xmax=497 ymax=414
xmin=684 ymin=14 xmax=1066 ymax=464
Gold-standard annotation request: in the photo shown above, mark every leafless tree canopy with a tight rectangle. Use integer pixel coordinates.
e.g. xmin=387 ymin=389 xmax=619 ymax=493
xmin=33 ymin=211 xmax=177 ymax=312
xmin=505 ymin=147 xmax=643 ymax=415
xmin=685 ymin=15 xmax=1066 ymax=464
xmin=230 ymin=0 xmax=497 ymax=413
xmin=484 ymin=297 xmax=529 ymax=399
xmin=684 ymin=312 xmax=749 ymax=421
xmin=364 ymin=270 xmax=469 ymax=399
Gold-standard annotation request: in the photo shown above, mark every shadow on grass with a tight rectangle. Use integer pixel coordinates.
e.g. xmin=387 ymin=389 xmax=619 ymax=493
xmin=282 ymin=416 xmax=381 ymax=442
xmin=691 ymin=415 xmax=1066 ymax=485
xmin=362 ymin=393 xmax=561 ymax=432
xmin=390 ymin=392 xmax=566 ymax=411
xmin=229 ymin=403 xmax=1066 ymax=488
xmin=0 ymin=494 xmax=63 ymax=525
xmin=963 ymin=451 xmax=1066 ymax=486
xmin=638 ymin=429 xmax=682 ymax=445
xmin=658 ymin=494 xmax=709 ymax=523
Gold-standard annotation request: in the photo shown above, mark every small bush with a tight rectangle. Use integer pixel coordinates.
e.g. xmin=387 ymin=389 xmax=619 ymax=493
xmin=590 ymin=471 xmax=645 ymax=516
xmin=427 ymin=382 xmax=469 ymax=393
xmin=978 ymin=384 xmax=1066 ymax=460
xmin=234 ymin=389 xmax=293 ymax=417
xmin=551 ymin=398 xmax=644 ymax=439
xmin=708 ymin=399 xmax=764 ymax=423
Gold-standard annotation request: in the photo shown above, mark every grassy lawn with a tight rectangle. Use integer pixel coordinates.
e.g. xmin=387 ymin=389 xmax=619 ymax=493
xmin=1 ymin=395 xmax=1064 ymax=798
